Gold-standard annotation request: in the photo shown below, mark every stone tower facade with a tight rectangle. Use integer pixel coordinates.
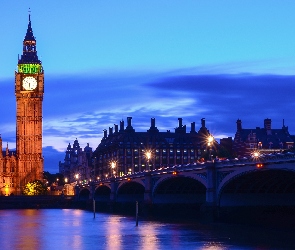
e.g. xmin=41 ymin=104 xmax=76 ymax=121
xmin=0 ymin=14 xmax=44 ymax=195
xmin=15 ymin=14 xmax=44 ymax=191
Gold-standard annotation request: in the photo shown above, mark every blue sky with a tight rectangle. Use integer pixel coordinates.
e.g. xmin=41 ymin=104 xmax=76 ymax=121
xmin=1 ymin=1 xmax=295 ymax=173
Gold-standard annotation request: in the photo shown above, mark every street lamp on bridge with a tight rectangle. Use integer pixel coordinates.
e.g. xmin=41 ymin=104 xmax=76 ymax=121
xmin=252 ymin=151 xmax=260 ymax=158
xmin=207 ymin=135 xmax=214 ymax=161
xmin=145 ymin=150 xmax=152 ymax=171
xmin=111 ymin=161 xmax=117 ymax=177
xmin=75 ymin=174 xmax=79 ymax=184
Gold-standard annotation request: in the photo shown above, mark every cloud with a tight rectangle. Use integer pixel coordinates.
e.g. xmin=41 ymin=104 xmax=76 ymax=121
xmin=43 ymin=146 xmax=65 ymax=174
xmin=145 ymin=73 xmax=295 ymax=132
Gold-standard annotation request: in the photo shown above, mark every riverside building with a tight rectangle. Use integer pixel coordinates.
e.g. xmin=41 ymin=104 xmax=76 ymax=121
xmin=233 ymin=118 xmax=294 ymax=156
xmin=59 ymin=139 xmax=93 ymax=183
xmin=92 ymin=117 xmax=212 ymax=179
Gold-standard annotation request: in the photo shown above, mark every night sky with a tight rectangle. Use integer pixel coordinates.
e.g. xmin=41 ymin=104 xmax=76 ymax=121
xmin=1 ymin=1 xmax=295 ymax=173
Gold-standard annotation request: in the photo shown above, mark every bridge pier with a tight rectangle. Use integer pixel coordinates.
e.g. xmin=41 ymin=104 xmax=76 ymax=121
xmin=110 ymin=177 xmax=117 ymax=202
xmin=74 ymin=185 xmax=80 ymax=201
xmin=144 ymin=172 xmax=152 ymax=203
xmin=205 ymin=162 xmax=217 ymax=206
xmin=89 ymin=182 xmax=95 ymax=200
xmin=143 ymin=172 xmax=153 ymax=216
xmin=201 ymin=162 xmax=219 ymax=221
xmin=109 ymin=177 xmax=117 ymax=212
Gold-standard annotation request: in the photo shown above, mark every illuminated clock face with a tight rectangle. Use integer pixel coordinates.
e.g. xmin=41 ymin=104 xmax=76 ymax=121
xmin=22 ymin=76 xmax=37 ymax=91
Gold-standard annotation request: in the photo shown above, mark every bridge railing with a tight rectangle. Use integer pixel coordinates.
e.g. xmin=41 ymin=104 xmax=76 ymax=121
xmin=76 ymin=152 xmax=295 ymax=188
xmin=214 ymin=152 xmax=295 ymax=168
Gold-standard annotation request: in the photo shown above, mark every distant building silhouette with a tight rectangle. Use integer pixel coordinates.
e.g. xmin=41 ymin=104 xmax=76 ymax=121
xmin=233 ymin=118 xmax=294 ymax=156
xmin=59 ymin=139 xmax=93 ymax=183
xmin=219 ymin=137 xmax=233 ymax=157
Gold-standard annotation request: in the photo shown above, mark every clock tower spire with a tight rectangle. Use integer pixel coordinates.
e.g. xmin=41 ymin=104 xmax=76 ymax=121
xmin=15 ymin=13 xmax=44 ymax=193
xmin=18 ymin=13 xmax=41 ymax=65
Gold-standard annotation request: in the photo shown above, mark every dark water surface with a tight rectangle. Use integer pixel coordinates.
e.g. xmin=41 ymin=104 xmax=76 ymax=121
xmin=0 ymin=209 xmax=294 ymax=250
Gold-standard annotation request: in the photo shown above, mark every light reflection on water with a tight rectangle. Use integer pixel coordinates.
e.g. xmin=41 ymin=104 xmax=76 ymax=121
xmin=0 ymin=209 xmax=293 ymax=250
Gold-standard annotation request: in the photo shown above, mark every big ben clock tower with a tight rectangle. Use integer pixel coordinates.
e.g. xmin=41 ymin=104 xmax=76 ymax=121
xmin=15 ymin=14 xmax=44 ymax=193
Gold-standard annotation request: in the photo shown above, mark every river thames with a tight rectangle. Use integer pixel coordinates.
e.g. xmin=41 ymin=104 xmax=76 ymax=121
xmin=0 ymin=209 xmax=294 ymax=249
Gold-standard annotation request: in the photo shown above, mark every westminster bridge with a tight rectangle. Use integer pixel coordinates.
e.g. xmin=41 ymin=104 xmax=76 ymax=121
xmin=75 ymin=153 xmax=295 ymax=209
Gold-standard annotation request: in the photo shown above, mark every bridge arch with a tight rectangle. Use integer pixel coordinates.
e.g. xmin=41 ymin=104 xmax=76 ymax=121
xmin=117 ymin=178 xmax=145 ymax=190
xmin=153 ymin=172 xmax=206 ymax=193
xmin=79 ymin=188 xmax=90 ymax=200
xmin=94 ymin=185 xmax=111 ymax=201
xmin=218 ymin=168 xmax=295 ymax=207
xmin=153 ymin=175 xmax=206 ymax=204
xmin=116 ymin=181 xmax=145 ymax=202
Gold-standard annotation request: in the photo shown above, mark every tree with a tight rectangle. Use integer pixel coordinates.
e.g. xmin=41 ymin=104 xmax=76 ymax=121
xmin=23 ymin=180 xmax=47 ymax=195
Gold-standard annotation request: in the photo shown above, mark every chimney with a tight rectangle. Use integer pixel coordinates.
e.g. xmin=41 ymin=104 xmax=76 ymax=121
xmin=237 ymin=119 xmax=242 ymax=131
xmin=127 ymin=117 xmax=132 ymax=128
xmin=109 ymin=127 xmax=113 ymax=136
xmin=282 ymin=119 xmax=288 ymax=132
xmin=103 ymin=129 xmax=107 ymax=138
xmin=120 ymin=120 xmax=124 ymax=132
xmin=264 ymin=118 xmax=271 ymax=130
xmin=114 ymin=124 xmax=118 ymax=133
xmin=178 ymin=118 xmax=183 ymax=128
xmin=190 ymin=122 xmax=196 ymax=133
xmin=151 ymin=117 xmax=156 ymax=128
xmin=201 ymin=118 xmax=206 ymax=128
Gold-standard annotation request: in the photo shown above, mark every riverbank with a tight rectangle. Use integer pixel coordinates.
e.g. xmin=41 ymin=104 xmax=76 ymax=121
xmin=0 ymin=195 xmax=73 ymax=209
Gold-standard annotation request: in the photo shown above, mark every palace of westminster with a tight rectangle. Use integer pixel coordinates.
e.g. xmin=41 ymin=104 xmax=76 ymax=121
xmin=1 ymin=15 xmax=294 ymax=195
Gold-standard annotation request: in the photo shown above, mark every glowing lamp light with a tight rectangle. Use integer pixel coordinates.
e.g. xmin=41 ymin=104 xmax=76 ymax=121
xmin=207 ymin=135 xmax=214 ymax=146
xmin=146 ymin=151 xmax=152 ymax=160
xmin=110 ymin=161 xmax=117 ymax=177
xmin=208 ymin=136 xmax=213 ymax=143
xmin=253 ymin=152 xmax=260 ymax=158
xmin=256 ymin=163 xmax=264 ymax=168
xmin=5 ymin=185 xmax=9 ymax=196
